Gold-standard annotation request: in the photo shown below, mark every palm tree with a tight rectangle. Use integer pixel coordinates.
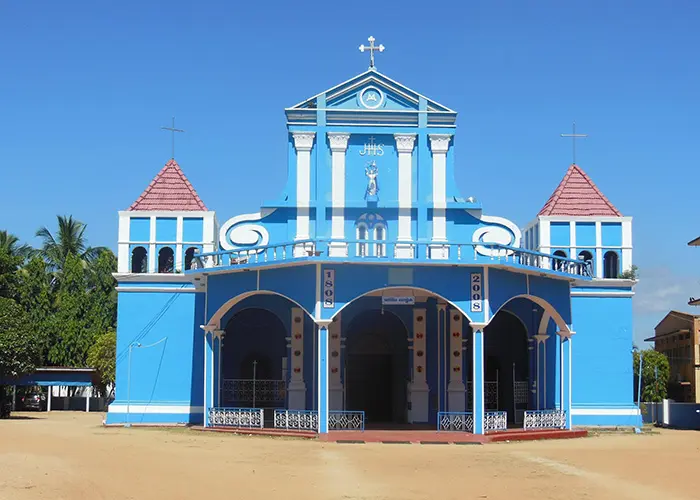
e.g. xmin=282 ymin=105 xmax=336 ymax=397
xmin=36 ymin=215 xmax=106 ymax=272
xmin=0 ymin=230 xmax=32 ymax=260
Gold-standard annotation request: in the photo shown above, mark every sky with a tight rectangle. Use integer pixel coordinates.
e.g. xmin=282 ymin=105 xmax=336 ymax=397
xmin=1 ymin=1 xmax=699 ymax=346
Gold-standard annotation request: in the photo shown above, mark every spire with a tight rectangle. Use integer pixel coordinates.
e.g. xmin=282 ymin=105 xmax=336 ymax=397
xmin=538 ymin=164 xmax=621 ymax=217
xmin=128 ymin=159 xmax=207 ymax=211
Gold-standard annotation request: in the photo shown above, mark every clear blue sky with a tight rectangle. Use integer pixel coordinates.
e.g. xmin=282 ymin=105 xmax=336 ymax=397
xmin=1 ymin=1 xmax=698 ymax=345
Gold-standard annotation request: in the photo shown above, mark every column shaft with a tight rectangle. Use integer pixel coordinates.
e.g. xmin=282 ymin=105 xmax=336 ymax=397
xmin=317 ymin=325 xmax=329 ymax=433
xmin=472 ymin=327 xmax=485 ymax=434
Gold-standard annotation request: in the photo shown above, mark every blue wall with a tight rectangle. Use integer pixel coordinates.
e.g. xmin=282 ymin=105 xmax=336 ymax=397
xmin=129 ymin=217 xmax=150 ymax=242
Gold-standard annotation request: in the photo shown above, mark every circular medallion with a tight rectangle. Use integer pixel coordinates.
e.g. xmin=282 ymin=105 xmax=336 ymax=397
xmin=359 ymin=86 xmax=384 ymax=109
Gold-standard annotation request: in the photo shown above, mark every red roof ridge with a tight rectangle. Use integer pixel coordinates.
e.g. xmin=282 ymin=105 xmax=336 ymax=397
xmin=129 ymin=159 xmax=208 ymax=212
xmin=538 ymin=164 xmax=621 ymax=217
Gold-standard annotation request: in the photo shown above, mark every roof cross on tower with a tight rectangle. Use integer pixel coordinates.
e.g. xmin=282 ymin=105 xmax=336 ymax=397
xmin=560 ymin=121 xmax=588 ymax=165
xmin=359 ymin=36 xmax=385 ymax=70
xmin=161 ymin=117 xmax=185 ymax=159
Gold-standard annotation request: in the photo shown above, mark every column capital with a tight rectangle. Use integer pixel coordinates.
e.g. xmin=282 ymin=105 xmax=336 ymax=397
xmin=292 ymin=131 xmax=315 ymax=152
xmin=558 ymin=330 xmax=575 ymax=339
xmin=315 ymin=319 xmax=333 ymax=329
xmin=213 ymin=329 xmax=225 ymax=339
xmin=469 ymin=322 xmax=488 ymax=332
xmin=394 ymin=133 xmax=416 ymax=153
xmin=533 ymin=334 xmax=550 ymax=344
xmin=200 ymin=324 xmax=218 ymax=333
xmin=429 ymin=134 xmax=452 ymax=153
xmin=327 ymin=132 xmax=350 ymax=152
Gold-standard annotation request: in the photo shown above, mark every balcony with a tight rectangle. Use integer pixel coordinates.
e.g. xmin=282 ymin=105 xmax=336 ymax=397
xmin=189 ymin=239 xmax=592 ymax=279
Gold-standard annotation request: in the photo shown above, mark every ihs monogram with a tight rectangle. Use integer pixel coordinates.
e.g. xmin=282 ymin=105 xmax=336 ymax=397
xmin=359 ymin=136 xmax=384 ymax=156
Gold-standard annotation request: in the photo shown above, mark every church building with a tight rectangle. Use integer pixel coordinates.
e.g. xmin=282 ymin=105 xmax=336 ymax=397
xmin=106 ymin=39 xmax=639 ymax=434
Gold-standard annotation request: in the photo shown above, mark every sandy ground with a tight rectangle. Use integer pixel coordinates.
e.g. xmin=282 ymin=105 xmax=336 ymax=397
xmin=0 ymin=412 xmax=698 ymax=500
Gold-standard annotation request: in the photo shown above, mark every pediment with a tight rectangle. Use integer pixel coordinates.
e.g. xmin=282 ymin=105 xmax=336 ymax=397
xmin=287 ymin=70 xmax=454 ymax=114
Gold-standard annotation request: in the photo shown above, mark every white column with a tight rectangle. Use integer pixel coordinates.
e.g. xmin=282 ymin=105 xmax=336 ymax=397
xmin=595 ymin=221 xmax=603 ymax=278
xmin=328 ymin=133 xmax=350 ymax=257
xmin=148 ymin=215 xmax=157 ymax=273
xmin=394 ymin=134 xmax=416 ymax=258
xmin=47 ymin=386 xmax=52 ymax=412
xmin=533 ymin=334 xmax=549 ymax=409
xmin=569 ymin=221 xmax=577 ymax=259
xmin=539 ymin=219 xmax=551 ymax=269
xmin=288 ymin=308 xmax=306 ymax=409
xmin=118 ymin=212 xmax=130 ymax=273
xmin=328 ymin=314 xmax=344 ymax=410
xmin=293 ymin=132 xmax=315 ymax=256
xmin=448 ymin=309 xmax=466 ymax=411
xmin=429 ymin=134 xmax=451 ymax=259
xmin=175 ymin=216 xmax=184 ymax=271
xmin=409 ymin=308 xmax=429 ymax=423
xmin=622 ymin=219 xmax=633 ymax=273
xmin=85 ymin=387 xmax=91 ymax=412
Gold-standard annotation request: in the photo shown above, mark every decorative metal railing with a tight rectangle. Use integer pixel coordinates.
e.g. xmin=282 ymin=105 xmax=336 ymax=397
xmin=274 ymin=410 xmax=319 ymax=431
xmin=484 ymin=411 xmax=508 ymax=431
xmin=221 ymin=379 xmax=286 ymax=406
xmin=437 ymin=411 xmax=474 ymax=432
xmin=329 ymin=411 xmax=365 ymax=431
xmin=466 ymin=381 xmax=499 ymax=411
xmin=208 ymin=407 xmax=264 ymax=428
xmin=190 ymin=238 xmax=592 ymax=279
xmin=523 ymin=410 xmax=566 ymax=430
xmin=273 ymin=410 xmax=365 ymax=431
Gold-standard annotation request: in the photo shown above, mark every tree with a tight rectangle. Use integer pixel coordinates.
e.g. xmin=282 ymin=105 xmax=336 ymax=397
xmin=633 ymin=349 xmax=670 ymax=402
xmin=0 ymin=297 xmax=41 ymax=416
xmin=16 ymin=257 xmax=54 ymax=363
xmin=84 ymin=250 xmax=117 ymax=334
xmin=0 ymin=248 xmax=22 ymax=299
xmin=36 ymin=215 xmax=106 ymax=274
xmin=46 ymin=253 xmax=93 ymax=367
xmin=619 ymin=265 xmax=639 ymax=280
xmin=0 ymin=230 xmax=32 ymax=261
xmin=87 ymin=330 xmax=116 ymax=397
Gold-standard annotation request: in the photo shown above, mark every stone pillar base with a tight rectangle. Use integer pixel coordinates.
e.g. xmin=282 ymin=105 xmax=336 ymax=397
xmin=448 ymin=382 xmax=466 ymax=412
xmin=394 ymin=243 xmax=415 ymax=259
xmin=287 ymin=381 xmax=306 ymax=409
xmin=408 ymin=382 xmax=430 ymax=423
xmin=429 ymin=243 xmax=450 ymax=260
xmin=330 ymin=385 xmax=344 ymax=410
xmin=328 ymin=242 xmax=348 ymax=258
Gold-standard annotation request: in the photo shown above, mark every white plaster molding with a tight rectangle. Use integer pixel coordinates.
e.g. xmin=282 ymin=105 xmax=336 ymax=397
xmin=472 ymin=215 xmax=522 ymax=257
xmin=107 ymin=404 xmax=203 ymax=414
xmin=571 ymin=408 xmax=640 ymax=416
xmin=327 ymin=132 xmax=350 ymax=152
xmin=569 ymin=221 xmax=576 ymax=259
xmin=148 ymin=216 xmax=157 ymax=273
xmin=622 ymin=219 xmax=633 ymax=272
xmin=394 ymin=133 xmax=416 ymax=154
xmin=292 ymin=131 xmax=315 ymax=152
xmin=428 ymin=134 xmax=451 ymax=154
xmin=570 ymin=291 xmax=634 ymax=297
xmin=116 ymin=286 xmax=199 ymax=293
xmin=219 ymin=212 xmax=272 ymax=252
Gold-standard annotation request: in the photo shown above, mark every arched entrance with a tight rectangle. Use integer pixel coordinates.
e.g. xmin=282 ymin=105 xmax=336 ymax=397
xmin=484 ymin=310 xmax=530 ymax=424
xmin=345 ymin=310 xmax=409 ymax=425
xmin=222 ymin=307 xmax=287 ymax=408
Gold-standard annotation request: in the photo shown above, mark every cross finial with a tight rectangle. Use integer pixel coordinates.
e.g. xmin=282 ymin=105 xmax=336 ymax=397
xmin=161 ymin=117 xmax=185 ymax=159
xmin=359 ymin=36 xmax=385 ymax=70
xmin=560 ymin=121 xmax=588 ymax=165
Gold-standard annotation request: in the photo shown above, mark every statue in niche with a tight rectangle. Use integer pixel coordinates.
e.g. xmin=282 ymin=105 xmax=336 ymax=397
xmin=365 ymin=161 xmax=379 ymax=199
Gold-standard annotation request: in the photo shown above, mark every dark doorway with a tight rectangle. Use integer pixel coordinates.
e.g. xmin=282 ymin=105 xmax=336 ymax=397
xmin=345 ymin=310 xmax=408 ymax=425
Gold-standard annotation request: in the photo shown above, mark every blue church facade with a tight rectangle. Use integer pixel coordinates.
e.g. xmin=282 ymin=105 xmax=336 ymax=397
xmin=107 ymin=45 xmax=639 ymax=433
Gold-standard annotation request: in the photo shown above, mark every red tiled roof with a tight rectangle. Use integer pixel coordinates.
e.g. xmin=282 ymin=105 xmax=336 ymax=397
xmin=538 ymin=164 xmax=621 ymax=217
xmin=129 ymin=159 xmax=207 ymax=211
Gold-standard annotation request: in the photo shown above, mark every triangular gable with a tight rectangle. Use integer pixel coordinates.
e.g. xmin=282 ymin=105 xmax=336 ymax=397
xmin=287 ymin=69 xmax=455 ymax=113
xmin=129 ymin=159 xmax=207 ymax=211
xmin=539 ymin=164 xmax=621 ymax=217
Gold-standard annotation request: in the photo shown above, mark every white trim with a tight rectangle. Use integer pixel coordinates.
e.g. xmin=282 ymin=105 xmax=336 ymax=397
xmin=112 ymin=273 xmax=194 ymax=283
xmin=149 ymin=216 xmax=157 ymax=273
xmin=219 ymin=212 xmax=271 ymax=252
xmin=572 ymin=278 xmax=636 ymax=288
xmin=328 ymin=132 xmax=350 ymax=244
xmin=539 ymin=215 xmax=633 ymax=223
xmin=571 ymin=408 xmax=640 ymax=416
xmin=621 ymin=219 xmax=633 ymax=272
xmin=118 ymin=210 xmax=217 ymax=218
xmin=570 ymin=291 xmax=634 ymax=297
xmin=595 ymin=221 xmax=603 ymax=278
xmin=483 ymin=267 xmax=490 ymax=322
xmin=175 ymin=216 xmax=184 ymax=272
xmin=116 ymin=286 xmax=199 ymax=293
xmin=569 ymin=221 xmax=576 ymax=259
xmin=293 ymin=132 xmax=315 ymax=241
xmin=108 ymin=404 xmax=204 ymax=414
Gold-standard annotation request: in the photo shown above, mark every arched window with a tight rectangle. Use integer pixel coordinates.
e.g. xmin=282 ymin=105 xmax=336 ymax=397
xmin=604 ymin=251 xmax=619 ymax=279
xmin=158 ymin=247 xmax=174 ymax=273
xmin=184 ymin=247 xmax=198 ymax=270
xmin=131 ymin=246 xmax=147 ymax=273
xmin=357 ymin=224 xmax=369 ymax=257
xmin=578 ymin=250 xmax=594 ymax=276
xmin=374 ymin=224 xmax=386 ymax=257
xmin=552 ymin=250 xmax=567 ymax=271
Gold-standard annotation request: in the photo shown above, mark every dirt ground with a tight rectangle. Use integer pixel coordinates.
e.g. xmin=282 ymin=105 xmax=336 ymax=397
xmin=0 ymin=412 xmax=698 ymax=500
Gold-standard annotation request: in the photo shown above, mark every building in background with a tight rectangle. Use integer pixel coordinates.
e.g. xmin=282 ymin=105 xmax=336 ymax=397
xmin=645 ymin=311 xmax=700 ymax=403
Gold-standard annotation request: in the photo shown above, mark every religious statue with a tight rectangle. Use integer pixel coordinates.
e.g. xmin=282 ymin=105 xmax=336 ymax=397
xmin=365 ymin=161 xmax=379 ymax=199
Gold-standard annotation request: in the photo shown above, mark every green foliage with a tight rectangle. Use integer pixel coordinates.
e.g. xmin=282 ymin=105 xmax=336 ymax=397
xmin=619 ymin=265 xmax=639 ymax=280
xmin=0 ymin=297 xmax=40 ymax=380
xmin=16 ymin=257 xmax=53 ymax=362
xmin=633 ymin=349 xmax=670 ymax=402
xmin=0 ymin=230 xmax=32 ymax=261
xmin=87 ymin=330 xmax=116 ymax=395
xmin=36 ymin=215 xmax=106 ymax=274
xmin=0 ymin=248 xmax=21 ymax=299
